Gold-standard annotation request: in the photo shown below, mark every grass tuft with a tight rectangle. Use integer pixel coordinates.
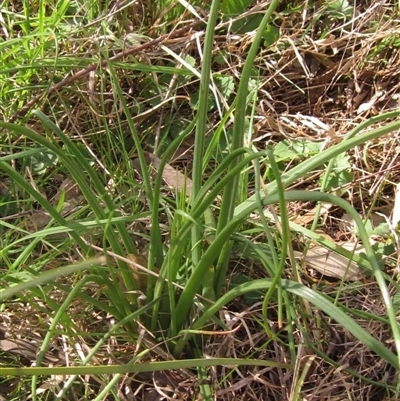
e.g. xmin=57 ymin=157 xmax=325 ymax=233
xmin=1 ymin=0 xmax=400 ymax=400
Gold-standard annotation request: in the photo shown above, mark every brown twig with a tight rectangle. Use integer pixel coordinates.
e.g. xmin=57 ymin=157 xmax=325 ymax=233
xmin=7 ymin=21 xmax=204 ymax=124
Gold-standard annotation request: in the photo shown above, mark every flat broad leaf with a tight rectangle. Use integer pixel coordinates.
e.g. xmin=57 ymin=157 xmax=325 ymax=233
xmin=273 ymin=139 xmax=323 ymax=162
xmin=214 ymin=75 xmax=235 ymax=99
xmin=221 ymin=0 xmax=253 ymax=16
xmin=262 ymin=25 xmax=280 ymax=47
xmin=24 ymin=148 xmax=57 ymax=176
xmin=319 ymin=153 xmax=353 ymax=192
xmin=232 ymin=14 xmax=263 ymax=34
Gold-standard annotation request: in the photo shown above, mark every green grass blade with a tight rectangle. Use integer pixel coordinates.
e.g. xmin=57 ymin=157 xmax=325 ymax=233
xmin=235 ymin=117 xmax=400 ymax=217
xmin=214 ymin=0 xmax=281 ymax=294
xmin=0 ymin=259 xmax=104 ymax=301
xmin=2 ymin=357 xmax=290 ymax=376
xmin=190 ymin=0 xmax=220 ymax=267
xmin=186 ymin=278 xmax=398 ymax=369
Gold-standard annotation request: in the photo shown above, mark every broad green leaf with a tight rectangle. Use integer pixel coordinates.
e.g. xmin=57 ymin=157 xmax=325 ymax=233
xmin=233 ymin=15 xmax=263 ymax=34
xmin=321 ymin=168 xmax=353 ymax=192
xmin=326 ymin=0 xmax=353 ymax=18
xmin=24 ymin=147 xmax=58 ymax=176
xmin=190 ymin=90 xmax=214 ymax=111
xmin=262 ymin=25 xmax=280 ymax=47
xmin=184 ymin=54 xmax=196 ymax=67
xmin=273 ymin=139 xmax=323 ymax=162
xmin=230 ymin=274 xmax=264 ymax=304
xmin=214 ymin=51 xmax=227 ymax=65
xmin=190 ymin=76 xmax=234 ymax=111
xmin=215 ymin=75 xmax=235 ymax=99
xmin=393 ymin=290 xmax=400 ymax=312
xmin=320 ymin=153 xmax=353 ymax=191
xmin=221 ymin=0 xmax=253 ymax=16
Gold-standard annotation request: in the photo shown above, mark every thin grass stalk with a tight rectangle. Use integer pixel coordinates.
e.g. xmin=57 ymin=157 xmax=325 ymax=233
xmin=250 ymin=151 xmax=280 ymax=311
xmin=331 ymin=175 xmax=389 ymax=308
xmin=22 ymin=0 xmax=31 ymax=33
xmin=153 ymin=216 xmax=187 ymax=334
xmin=102 ymin=214 xmax=121 ymax=291
xmin=214 ymin=0 xmax=281 ymax=295
xmin=30 ymin=274 xmax=109 ymax=399
xmin=260 ymin=150 xmax=302 ymax=363
xmin=202 ymin=99 xmax=237 ymax=169
xmin=290 ymin=355 xmax=315 ymax=401
xmin=2 ymin=214 xmax=149 ymax=256
xmin=165 ymin=216 xmax=182 ymax=336
xmin=261 ymin=149 xmax=290 ymax=328
xmin=280 ymin=218 xmax=395 ymax=280
xmin=194 ymin=148 xmax=254 ymax=203
xmin=149 ymin=117 xmax=197 ymax=330
xmin=101 ymin=61 xmax=167 ymax=304
xmin=20 ymin=285 xmax=70 ymax=323
xmin=0 ymin=155 xmax=89 ymax=252
xmin=3 ymin=356 xmax=289 ymax=377
xmin=303 ymin=336 xmax=397 ymax=391
xmin=174 ymin=190 xmax=399 ymax=366
xmin=235 ymin=116 xmax=400 ymax=216
xmin=0 ymin=119 xmax=140 ymax=301
xmin=0 ymin=259 xmax=103 ymax=301
xmin=103 ymin=63 xmax=162 ymax=264
xmin=310 ymin=123 xmax=394 ymax=305
xmin=52 ymin=281 xmax=122 ymax=318
xmin=304 ymin=111 xmax=399 ymax=259
xmin=92 ymin=352 xmax=148 ymax=401
xmin=273 ymin=191 xmax=400 ymax=368
xmin=56 ymin=313 xmax=157 ymax=399
xmin=10 ymin=233 xmax=45 ymax=270
xmin=29 ymin=114 xmax=115 ymax=219
xmin=198 ymin=365 xmax=213 ymax=401
xmin=32 ymin=112 xmax=139 ymax=292
xmin=57 ymin=299 xmax=162 ymax=401
xmin=185 ymin=275 xmax=398 ymax=369
xmin=251 ymin=152 xmax=297 ymax=362
xmin=191 ymin=152 xmax=270 ymax=223
xmin=190 ymin=0 xmax=220 ymax=267
xmin=103 ymin=63 xmax=154 ymax=206
xmin=171 ymin=152 xmax=270 ymax=339
xmin=38 ymin=0 xmax=45 ymax=55
xmin=171 ymin=151 xmax=266 ymax=245
xmin=0 ymin=147 xmax=51 ymax=161
xmin=164 ymin=151 xmax=266 ymax=283
xmin=54 ymin=1 xmax=70 ymax=25
xmin=171 ymin=119 xmax=398 ymax=342
xmin=173 ymin=230 xmax=243 ymax=355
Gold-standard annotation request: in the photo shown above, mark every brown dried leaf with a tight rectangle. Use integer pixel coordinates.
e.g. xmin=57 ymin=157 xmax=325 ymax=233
xmin=26 ymin=211 xmax=52 ymax=231
xmin=126 ymin=253 xmax=159 ymax=292
xmin=294 ymin=202 xmax=334 ymax=226
xmin=295 ymin=243 xmax=364 ymax=281
xmin=133 ymin=152 xmax=192 ymax=196
xmin=25 ymin=177 xmax=83 ymax=232
xmin=0 ymin=338 xmax=60 ymax=363
xmin=0 ymin=179 xmax=11 ymax=196
xmin=54 ymin=177 xmax=82 ymax=203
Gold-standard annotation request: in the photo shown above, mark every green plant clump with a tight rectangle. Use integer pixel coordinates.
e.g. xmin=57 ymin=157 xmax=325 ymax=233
xmin=1 ymin=0 xmax=400 ymax=400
